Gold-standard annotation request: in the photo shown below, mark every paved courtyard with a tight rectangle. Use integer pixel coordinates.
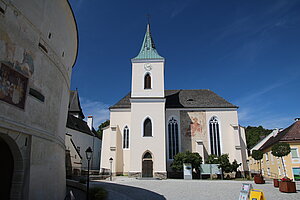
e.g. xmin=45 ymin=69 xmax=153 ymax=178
xmin=92 ymin=177 xmax=300 ymax=200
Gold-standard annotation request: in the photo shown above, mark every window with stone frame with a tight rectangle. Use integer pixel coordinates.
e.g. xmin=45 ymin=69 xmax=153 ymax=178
xmin=291 ymin=148 xmax=299 ymax=158
xmin=168 ymin=117 xmax=179 ymax=159
xmin=143 ymin=118 xmax=152 ymax=137
xmin=209 ymin=116 xmax=221 ymax=156
xmin=123 ymin=126 xmax=129 ymax=149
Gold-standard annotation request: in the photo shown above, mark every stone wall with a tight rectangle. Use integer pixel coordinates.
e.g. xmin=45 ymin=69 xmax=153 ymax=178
xmin=0 ymin=0 xmax=77 ymax=199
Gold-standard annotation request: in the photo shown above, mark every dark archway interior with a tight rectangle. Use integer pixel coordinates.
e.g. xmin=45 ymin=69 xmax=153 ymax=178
xmin=0 ymin=137 xmax=14 ymax=199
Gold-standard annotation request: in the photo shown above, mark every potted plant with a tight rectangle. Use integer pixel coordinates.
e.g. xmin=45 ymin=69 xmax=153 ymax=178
xmin=279 ymin=177 xmax=296 ymax=193
xmin=271 ymin=142 xmax=296 ymax=192
xmin=251 ymin=150 xmax=265 ymax=184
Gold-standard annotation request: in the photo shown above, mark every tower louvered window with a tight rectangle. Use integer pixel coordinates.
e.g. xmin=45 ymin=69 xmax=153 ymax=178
xmin=168 ymin=117 xmax=179 ymax=159
xmin=209 ymin=117 xmax=221 ymax=156
xmin=144 ymin=74 xmax=151 ymax=89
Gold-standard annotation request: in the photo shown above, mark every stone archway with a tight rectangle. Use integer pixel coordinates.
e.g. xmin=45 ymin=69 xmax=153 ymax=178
xmin=0 ymin=137 xmax=14 ymax=199
xmin=142 ymin=152 xmax=153 ymax=178
xmin=0 ymin=133 xmax=25 ymax=200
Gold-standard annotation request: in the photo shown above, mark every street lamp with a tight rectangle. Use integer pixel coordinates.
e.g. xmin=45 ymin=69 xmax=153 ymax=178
xmin=85 ymin=147 xmax=93 ymax=200
xmin=109 ymin=157 xmax=113 ymax=181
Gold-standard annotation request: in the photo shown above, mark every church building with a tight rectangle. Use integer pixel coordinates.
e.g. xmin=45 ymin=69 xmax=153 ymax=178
xmin=100 ymin=24 xmax=248 ymax=179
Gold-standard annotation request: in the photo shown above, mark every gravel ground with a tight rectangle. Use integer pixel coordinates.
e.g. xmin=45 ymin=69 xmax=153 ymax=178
xmin=92 ymin=177 xmax=300 ymax=200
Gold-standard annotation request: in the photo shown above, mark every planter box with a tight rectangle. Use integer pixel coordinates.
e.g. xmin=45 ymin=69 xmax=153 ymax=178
xmin=279 ymin=181 xmax=296 ymax=193
xmin=273 ymin=179 xmax=279 ymax=187
xmin=254 ymin=176 xmax=265 ymax=184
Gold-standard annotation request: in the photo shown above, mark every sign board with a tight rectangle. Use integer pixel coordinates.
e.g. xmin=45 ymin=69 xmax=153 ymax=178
xmin=200 ymin=164 xmax=221 ymax=175
xmin=249 ymin=189 xmax=265 ymax=200
xmin=183 ymin=163 xmax=192 ymax=180
xmin=238 ymin=183 xmax=252 ymax=200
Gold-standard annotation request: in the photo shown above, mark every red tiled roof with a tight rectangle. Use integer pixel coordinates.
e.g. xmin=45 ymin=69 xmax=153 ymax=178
xmin=260 ymin=121 xmax=300 ymax=151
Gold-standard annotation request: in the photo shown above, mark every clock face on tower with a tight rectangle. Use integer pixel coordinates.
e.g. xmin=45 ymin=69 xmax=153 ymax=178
xmin=144 ymin=63 xmax=152 ymax=71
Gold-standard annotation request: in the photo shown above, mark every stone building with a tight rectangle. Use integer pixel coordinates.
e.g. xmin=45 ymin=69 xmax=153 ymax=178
xmin=100 ymin=24 xmax=248 ymax=179
xmin=0 ymin=0 xmax=77 ymax=199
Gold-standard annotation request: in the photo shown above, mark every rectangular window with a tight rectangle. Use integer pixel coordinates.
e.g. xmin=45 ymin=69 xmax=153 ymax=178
xmin=292 ymin=168 xmax=300 ymax=181
xmin=278 ymin=167 xmax=281 ymax=176
xmin=267 ymin=168 xmax=270 ymax=176
xmin=266 ymin=153 xmax=269 ymax=161
xmin=291 ymin=148 xmax=299 ymax=158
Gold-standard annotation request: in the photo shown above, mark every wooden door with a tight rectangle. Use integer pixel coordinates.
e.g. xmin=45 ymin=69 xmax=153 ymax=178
xmin=142 ymin=160 xmax=153 ymax=177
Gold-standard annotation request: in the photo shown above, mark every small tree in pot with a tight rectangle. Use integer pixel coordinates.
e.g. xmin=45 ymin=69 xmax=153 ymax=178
xmin=251 ymin=150 xmax=265 ymax=184
xmin=271 ymin=142 xmax=296 ymax=192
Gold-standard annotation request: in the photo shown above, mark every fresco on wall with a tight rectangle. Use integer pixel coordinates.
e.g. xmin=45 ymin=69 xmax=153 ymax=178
xmin=185 ymin=116 xmax=202 ymax=137
xmin=0 ymin=63 xmax=28 ymax=109
xmin=180 ymin=111 xmax=208 ymax=158
xmin=0 ymin=30 xmax=35 ymax=109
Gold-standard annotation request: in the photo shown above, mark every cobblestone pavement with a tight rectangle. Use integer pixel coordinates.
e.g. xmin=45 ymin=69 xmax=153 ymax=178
xmin=92 ymin=177 xmax=300 ymax=200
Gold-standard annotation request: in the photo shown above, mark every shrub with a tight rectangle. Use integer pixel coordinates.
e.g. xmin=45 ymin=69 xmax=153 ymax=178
xmin=89 ymin=187 xmax=108 ymax=200
xmin=171 ymin=151 xmax=202 ymax=172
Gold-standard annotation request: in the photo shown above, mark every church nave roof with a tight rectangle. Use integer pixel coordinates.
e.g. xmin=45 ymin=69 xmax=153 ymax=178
xmin=110 ymin=89 xmax=238 ymax=109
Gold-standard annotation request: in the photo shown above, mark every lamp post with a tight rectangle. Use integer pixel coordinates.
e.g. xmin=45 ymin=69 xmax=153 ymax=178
xmin=85 ymin=147 xmax=93 ymax=200
xmin=109 ymin=157 xmax=113 ymax=181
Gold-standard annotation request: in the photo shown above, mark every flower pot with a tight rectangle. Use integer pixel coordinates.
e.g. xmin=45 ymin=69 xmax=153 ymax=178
xmin=279 ymin=181 xmax=296 ymax=193
xmin=254 ymin=175 xmax=265 ymax=184
xmin=273 ymin=179 xmax=279 ymax=187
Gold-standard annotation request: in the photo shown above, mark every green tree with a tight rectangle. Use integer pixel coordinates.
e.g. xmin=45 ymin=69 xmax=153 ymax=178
xmin=218 ymin=154 xmax=232 ymax=173
xmin=252 ymin=150 xmax=264 ymax=174
xmin=245 ymin=126 xmax=272 ymax=149
xmin=171 ymin=151 xmax=203 ymax=173
xmin=206 ymin=154 xmax=219 ymax=164
xmin=271 ymin=142 xmax=291 ymax=177
xmin=96 ymin=120 xmax=110 ymax=139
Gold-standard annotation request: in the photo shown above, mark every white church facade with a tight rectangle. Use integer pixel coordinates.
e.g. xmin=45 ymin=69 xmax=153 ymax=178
xmin=100 ymin=24 xmax=248 ymax=179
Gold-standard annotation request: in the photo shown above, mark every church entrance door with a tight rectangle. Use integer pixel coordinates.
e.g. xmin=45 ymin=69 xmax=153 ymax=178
xmin=142 ymin=152 xmax=153 ymax=177
xmin=0 ymin=137 xmax=14 ymax=199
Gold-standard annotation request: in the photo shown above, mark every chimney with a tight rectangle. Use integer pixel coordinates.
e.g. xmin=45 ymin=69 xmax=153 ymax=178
xmin=87 ymin=116 xmax=93 ymax=131
xmin=295 ymin=118 xmax=300 ymax=122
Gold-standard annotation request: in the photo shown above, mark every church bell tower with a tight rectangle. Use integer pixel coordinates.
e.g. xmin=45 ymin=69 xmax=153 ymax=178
xmin=129 ymin=24 xmax=167 ymax=179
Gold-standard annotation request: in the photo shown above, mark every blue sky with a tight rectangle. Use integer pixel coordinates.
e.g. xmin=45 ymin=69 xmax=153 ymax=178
xmin=69 ymin=0 xmax=300 ymax=129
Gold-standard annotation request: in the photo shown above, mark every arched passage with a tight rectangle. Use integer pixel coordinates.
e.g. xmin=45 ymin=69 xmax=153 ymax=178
xmin=142 ymin=151 xmax=153 ymax=177
xmin=0 ymin=133 xmax=25 ymax=200
xmin=0 ymin=137 xmax=14 ymax=199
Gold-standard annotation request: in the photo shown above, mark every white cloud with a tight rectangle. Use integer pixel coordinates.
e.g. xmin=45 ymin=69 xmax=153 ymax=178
xmin=80 ymin=97 xmax=110 ymax=129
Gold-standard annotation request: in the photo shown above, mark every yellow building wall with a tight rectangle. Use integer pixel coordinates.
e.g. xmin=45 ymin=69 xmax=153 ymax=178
xmin=249 ymin=142 xmax=300 ymax=180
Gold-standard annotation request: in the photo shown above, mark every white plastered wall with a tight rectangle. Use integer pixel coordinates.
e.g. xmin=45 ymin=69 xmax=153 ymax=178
xmin=205 ymin=110 xmax=246 ymax=170
xmin=100 ymin=110 xmax=131 ymax=174
xmin=129 ymin=101 xmax=166 ymax=174
xmin=131 ymin=61 xmax=164 ymax=98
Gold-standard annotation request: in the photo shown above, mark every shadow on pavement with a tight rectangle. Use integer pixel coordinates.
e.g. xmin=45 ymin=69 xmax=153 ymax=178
xmin=91 ymin=181 xmax=166 ymax=200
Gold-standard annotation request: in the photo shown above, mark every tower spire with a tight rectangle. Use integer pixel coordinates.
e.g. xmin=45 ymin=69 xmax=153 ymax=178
xmin=132 ymin=22 xmax=164 ymax=60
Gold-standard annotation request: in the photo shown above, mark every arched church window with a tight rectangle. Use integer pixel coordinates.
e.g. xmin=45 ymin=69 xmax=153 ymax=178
xmin=168 ymin=117 xmax=179 ymax=159
xmin=143 ymin=118 xmax=152 ymax=137
xmin=123 ymin=126 xmax=129 ymax=149
xmin=209 ymin=116 xmax=221 ymax=156
xmin=143 ymin=152 xmax=152 ymax=159
xmin=144 ymin=73 xmax=151 ymax=89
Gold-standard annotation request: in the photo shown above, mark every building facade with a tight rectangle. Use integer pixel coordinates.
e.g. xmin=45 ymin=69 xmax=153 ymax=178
xmin=65 ymin=90 xmax=101 ymax=176
xmin=249 ymin=119 xmax=300 ymax=181
xmin=100 ymin=24 xmax=248 ymax=179
xmin=0 ymin=0 xmax=77 ymax=199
